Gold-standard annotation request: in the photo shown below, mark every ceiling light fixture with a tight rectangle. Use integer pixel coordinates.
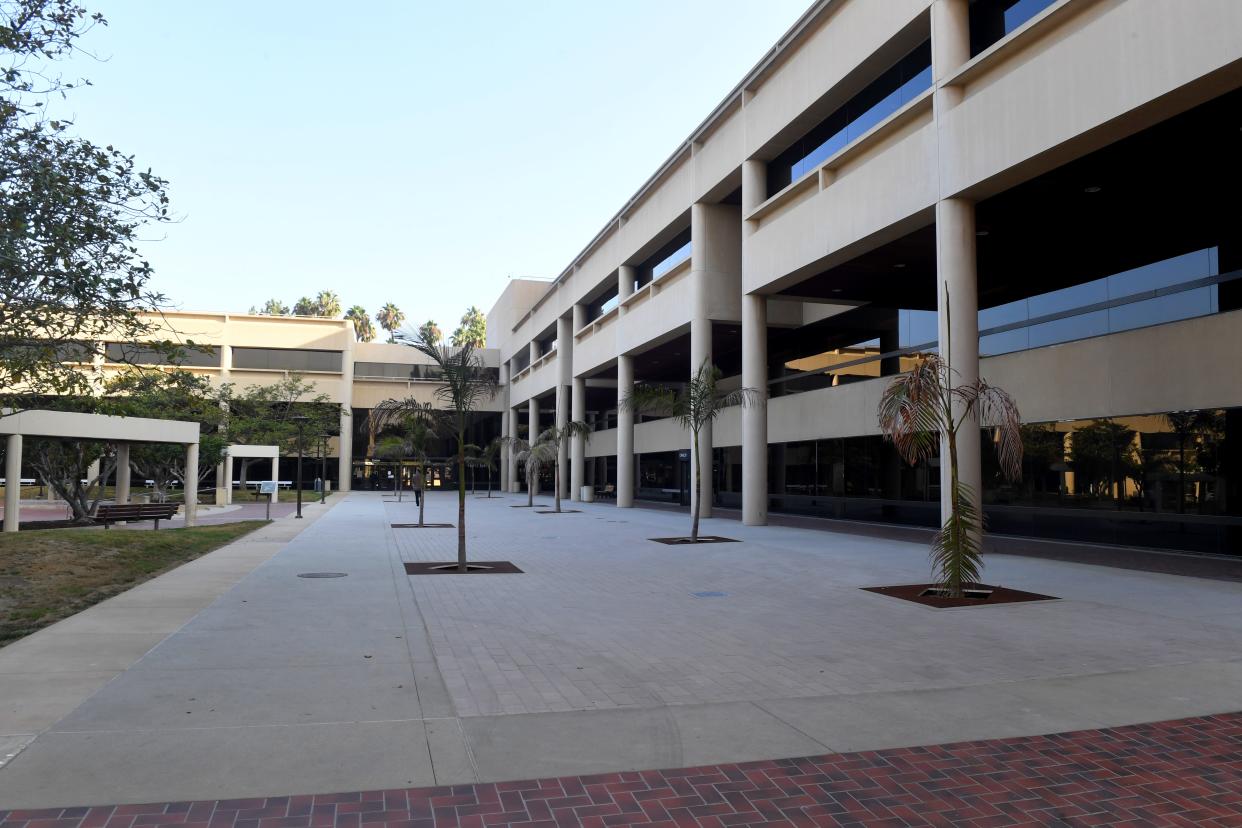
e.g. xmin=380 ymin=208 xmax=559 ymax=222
xmin=1084 ymin=186 xmax=1102 ymax=193
xmin=976 ymin=230 xmax=989 ymax=237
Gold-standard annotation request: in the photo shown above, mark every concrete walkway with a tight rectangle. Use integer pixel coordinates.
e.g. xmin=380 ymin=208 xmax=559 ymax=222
xmin=2 ymin=491 xmax=1241 ymax=808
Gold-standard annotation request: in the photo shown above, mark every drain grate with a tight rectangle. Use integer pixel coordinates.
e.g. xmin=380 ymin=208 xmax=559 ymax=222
xmin=691 ymin=591 xmax=727 ymax=598
xmin=298 ymin=572 xmax=348 ymax=579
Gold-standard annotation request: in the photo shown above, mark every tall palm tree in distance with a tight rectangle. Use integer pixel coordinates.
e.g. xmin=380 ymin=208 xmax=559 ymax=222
xmin=345 ymin=305 xmax=376 ymax=341
xmin=316 ymin=290 xmax=342 ymax=318
xmin=376 ymin=303 xmax=405 ymax=343
xmin=623 ymin=360 xmax=763 ymax=541
xmin=418 ymin=320 xmax=442 ymax=346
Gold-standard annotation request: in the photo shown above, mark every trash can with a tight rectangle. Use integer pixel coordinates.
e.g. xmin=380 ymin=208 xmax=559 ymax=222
xmin=580 ymin=486 xmax=595 ymax=503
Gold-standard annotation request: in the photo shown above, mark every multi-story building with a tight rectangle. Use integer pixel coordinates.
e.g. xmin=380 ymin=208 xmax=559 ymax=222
xmin=486 ymin=0 xmax=1242 ymax=556
xmin=86 ymin=311 xmax=505 ymax=492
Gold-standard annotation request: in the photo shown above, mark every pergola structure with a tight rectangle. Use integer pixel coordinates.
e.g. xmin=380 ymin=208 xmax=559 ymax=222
xmin=220 ymin=444 xmax=280 ymax=505
xmin=0 ymin=410 xmax=201 ymax=532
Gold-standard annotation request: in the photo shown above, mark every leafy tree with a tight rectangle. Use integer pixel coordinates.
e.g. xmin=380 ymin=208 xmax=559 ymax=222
xmin=370 ymin=339 xmax=497 ymax=571
xmin=418 ymin=320 xmax=442 ymax=346
xmin=451 ymin=306 xmax=487 ymax=348
xmin=345 ymin=305 xmax=376 ymax=342
xmin=292 ymin=296 xmax=317 ymax=316
xmin=221 ymin=374 xmax=339 ymax=488
xmin=315 ymin=290 xmax=342 ymax=318
xmin=878 ymin=349 xmax=1023 ymax=597
xmin=376 ymin=303 xmax=404 ymax=343
xmin=22 ymin=398 xmax=111 ymax=521
xmin=105 ymin=369 xmax=227 ymax=502
xmin=254 ymin=299 xmax=289 ymax=316
xmin=0 ymin=0 xmax=175 ymax=410
xmin=623 ymin=360 xmax=763 ymax=540
xmin=373 ymin=435 xmax=407 ymax=499
xmin=1068 ymin=419 xmax=1140 ymax=506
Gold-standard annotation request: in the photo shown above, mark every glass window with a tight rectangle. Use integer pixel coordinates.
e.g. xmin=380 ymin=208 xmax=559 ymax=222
xmin=105 ymin=342 xmax=220 ymax=367
xmin=770 ymin=41 xmax=932 ymax=194
xmin=232 ymin=347 xmax=342 ymax=372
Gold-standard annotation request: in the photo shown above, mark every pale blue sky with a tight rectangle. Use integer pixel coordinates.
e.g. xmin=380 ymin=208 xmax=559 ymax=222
xmin=58 ymin=1 xmax=809 ymax=333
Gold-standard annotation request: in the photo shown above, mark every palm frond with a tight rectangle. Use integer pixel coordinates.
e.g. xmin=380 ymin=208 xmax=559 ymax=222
xmin=958 ymin=380 xmax=1024 ymax=482
xmin=877 ymin=354 xmax=948 ymax=466
xmin=930 ymin=480 xmax=984 ymax=596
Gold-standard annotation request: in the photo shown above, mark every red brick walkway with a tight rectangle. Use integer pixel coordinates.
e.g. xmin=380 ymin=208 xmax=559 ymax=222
xmin=4 ymin=713 xmax=1241 ymax=827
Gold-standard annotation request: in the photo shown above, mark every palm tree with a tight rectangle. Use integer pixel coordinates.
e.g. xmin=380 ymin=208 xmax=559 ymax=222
xmin=513 ymin=434 xmax=550 ymax=508
xmin=377 ymin=303 xmax=405 ymax=343
xmin=293 ymin=296 xmax=317 ymax=316
xmin=530 ymin=423 xmax=591 ymax=512
xmin=316 ymin=290 xmax=342 ymax=318
xmin=478 ymin=436 xmax=503 ymax=497
xmin=369 ymin=405 xmax=437 ymax=526
xmin=623 ymin=360 xmax=763 ymax=540
xmin=374 ymin=337 xmax=497 ymax=571
xmin=373 ymin=435 xmax=407 ymax=500
xmin=345 ymin=305 xmax=376 ymax=341
xmin=418 ymin=320 xmax=442 ymax=346
xmin=878 ymin=339 xmax=1023 ymax=598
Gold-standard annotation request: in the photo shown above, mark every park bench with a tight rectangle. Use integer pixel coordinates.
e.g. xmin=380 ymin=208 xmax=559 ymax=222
xmin=96 ymin=502 xmax=180 ymax=529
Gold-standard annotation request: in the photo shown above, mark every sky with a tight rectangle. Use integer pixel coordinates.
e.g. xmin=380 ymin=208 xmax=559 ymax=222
xmin=56 ymin=0 xmax=810 ymax=336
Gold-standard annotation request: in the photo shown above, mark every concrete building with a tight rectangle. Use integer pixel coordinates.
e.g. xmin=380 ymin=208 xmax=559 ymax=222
xmin=78 ymin=311 xmax=506 ymax=493
xmin=486 ymin=0 xmax=1242 ymax=556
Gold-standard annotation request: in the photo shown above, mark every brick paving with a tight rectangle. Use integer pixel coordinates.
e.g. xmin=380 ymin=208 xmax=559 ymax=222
xmin=3 ymin=713 xmax=1240 ymax=826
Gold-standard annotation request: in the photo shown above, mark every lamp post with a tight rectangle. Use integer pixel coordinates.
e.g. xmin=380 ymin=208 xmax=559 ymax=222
xmin=292 ymin=415 xmax=308 ymax=519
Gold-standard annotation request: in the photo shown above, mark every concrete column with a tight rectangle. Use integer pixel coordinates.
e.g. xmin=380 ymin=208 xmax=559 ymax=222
xmin=499 ymin=362 xmax=511 ymax=490
xmin=936 ymin=197 xmax=981 ymax=530
xmin=337 ymin=339 xmax=354 ymax=492
xmin=616 ymin=354 xmax=634 ymax=508
xmin=741 ymin=159 xmax=769 ymax=526
xmin=528 ymin=397 xmax=539 ymax=495
xmin=931 ymin=0 xmax=970 ymax=107
xmin=570 ymin=376 xmax=586 ymax=500
xmin=507 ymin=406 xmax=520 ymax=492
xmin=529 ymin=340 xmax=539 ymax=366
xmin=618 ymin=266 xmax=636 ymax=303
xmin=556 ymin=315 xmax=572 ymax=499
xmin=115 ymin=444 xmax=131 ymax=505
xmin=184 ymin=442 xmax=199 ymax=527
xmin=223 ymin=454 xmax=234 ymax=505
xmin=689 ymin=202 xmax=714 ymax=519
xmin=270 ymin=456 xmax=279 ymax=504
xmin=4 ymin=434 xmax=21 ymax=532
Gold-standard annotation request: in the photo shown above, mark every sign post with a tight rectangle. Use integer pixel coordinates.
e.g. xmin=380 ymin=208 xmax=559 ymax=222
xmin=259 ymin=480 xmax=277 ymax=520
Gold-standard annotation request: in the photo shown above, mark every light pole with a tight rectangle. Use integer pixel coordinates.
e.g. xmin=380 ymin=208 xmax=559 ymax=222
xmin=293 ymin=415 xmax=308 ymax=519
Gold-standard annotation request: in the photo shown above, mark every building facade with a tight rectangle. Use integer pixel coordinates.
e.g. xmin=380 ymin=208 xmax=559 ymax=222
xmin=85 ymin=311 xmax=506 ymax=493
xmin=486 ymin=0 xmax=1242 ymax=556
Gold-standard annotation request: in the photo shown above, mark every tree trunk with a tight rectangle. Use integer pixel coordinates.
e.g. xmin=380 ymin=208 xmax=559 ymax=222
xmin=486 ymin=467 xmax=492 ymax=498
xmin=554 ymin=459 xmax=561 ymax=513
xmin=396 ymin=465 xmax=402 ymax=501
xmin=690 ymin=427 xmax=700 ymax=541
xmin=457 ymin=435 xmax=467 ymax=572
xmin=527 ymin=467 xmax=534 ymax=507
xmin=946 ymin=429 xmax=964 ymax=599
xmin=418 ymin=462 xmax=426 ymax=527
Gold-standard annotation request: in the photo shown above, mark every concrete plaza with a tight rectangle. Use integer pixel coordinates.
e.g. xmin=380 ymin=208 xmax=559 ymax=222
xmin=1 ymin=491 xmax=1241 ymax=809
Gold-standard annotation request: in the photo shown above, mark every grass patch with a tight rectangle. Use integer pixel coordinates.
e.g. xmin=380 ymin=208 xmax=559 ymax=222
xmin=0 ymin=521 xmax=266 ymax=647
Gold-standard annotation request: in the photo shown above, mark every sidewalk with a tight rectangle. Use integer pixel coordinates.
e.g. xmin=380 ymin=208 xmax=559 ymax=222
xmin=1 ymin=491 xmax=1240 ymax=810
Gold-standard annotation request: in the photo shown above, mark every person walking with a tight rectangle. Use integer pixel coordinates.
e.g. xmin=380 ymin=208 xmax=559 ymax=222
xmin=413 ymin=468 xmax=425 ymax=507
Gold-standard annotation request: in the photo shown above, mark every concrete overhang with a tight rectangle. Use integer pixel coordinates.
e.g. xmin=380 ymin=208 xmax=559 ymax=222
xmin=0 ymin=410 xmax=200 ymax=444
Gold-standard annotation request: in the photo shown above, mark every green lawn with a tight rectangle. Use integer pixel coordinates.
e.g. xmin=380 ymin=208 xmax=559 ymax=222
xmin=0 ymin=521 xmax=266 ymax=647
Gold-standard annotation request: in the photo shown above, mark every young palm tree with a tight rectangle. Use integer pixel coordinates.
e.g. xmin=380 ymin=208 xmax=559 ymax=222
xmin=478 ymin=436 xmax=503 ymax=497
xmin=532 ymin=423 xmax=592 ymax=513
xmin=345 ymin=305 xmax=376 ymax=342
xmin=623 ymin=360 xmax=763 ymax=541
xmin=368 ymin=403 xmax=438 ymax=528
xmin=878 ymin=343 xmax=1023 ymax=598
xmin=373 ymin=435 xmax=407 ymax=500
xmin=513 ymin=435 xmax=552 ymax=508
xmin=376 ymin=303 xmax=405 ymax=343
xmin=378 ymin=336 xmax=498 ymax=571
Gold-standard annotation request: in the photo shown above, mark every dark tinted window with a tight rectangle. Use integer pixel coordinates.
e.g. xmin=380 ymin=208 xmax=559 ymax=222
xmin=768 ymin=40 xmax=932 ymax=195
xmin=105 ymin=342 xmax=220 ymax=367
xmin=232 ymin=347 xmax=342 ymax=372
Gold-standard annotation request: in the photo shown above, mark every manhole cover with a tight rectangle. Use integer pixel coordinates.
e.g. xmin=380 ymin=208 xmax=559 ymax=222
xmin=297 ymin=572 xmax=348 ymax=579
xmin=691 ymin=591 xmax=728 ymax=598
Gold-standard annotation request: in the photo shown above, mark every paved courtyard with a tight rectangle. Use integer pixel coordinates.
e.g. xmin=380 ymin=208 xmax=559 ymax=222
xmin=1 ymin=491 xmax=1241 ymax=812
